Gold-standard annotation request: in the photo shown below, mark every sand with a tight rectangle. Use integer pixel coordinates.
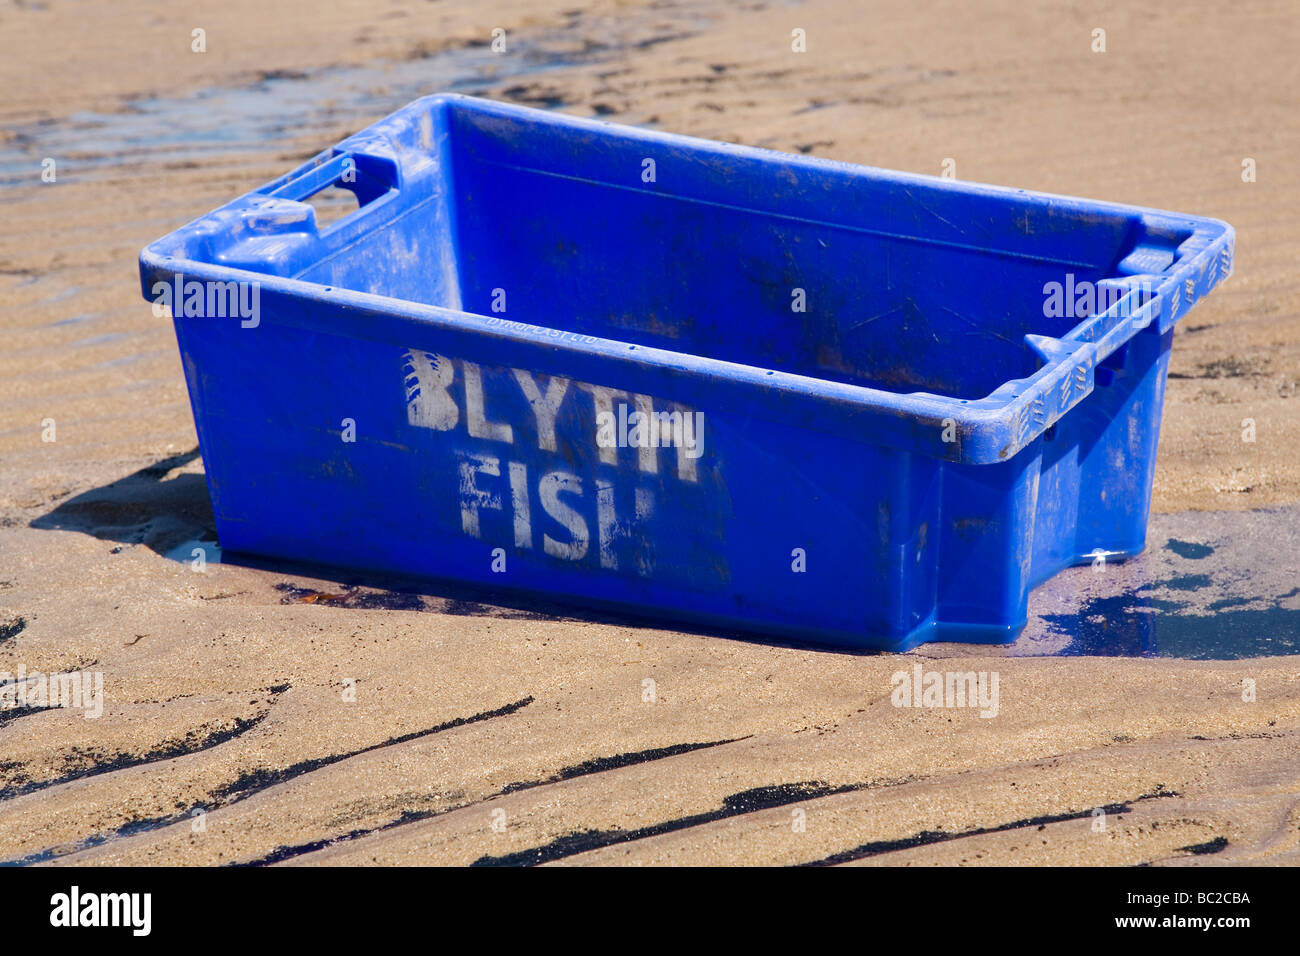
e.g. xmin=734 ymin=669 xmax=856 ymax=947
xmin=0 ymin=0 xmax=1297 ymax=866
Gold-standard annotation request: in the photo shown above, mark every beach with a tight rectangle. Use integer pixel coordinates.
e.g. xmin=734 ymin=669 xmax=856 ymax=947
xmin=1 ymin=0 xmax=1297 ymax=866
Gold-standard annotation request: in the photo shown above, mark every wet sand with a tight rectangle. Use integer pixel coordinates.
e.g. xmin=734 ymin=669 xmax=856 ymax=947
xmin=1 ymin=0 xmax=1298 ymax=866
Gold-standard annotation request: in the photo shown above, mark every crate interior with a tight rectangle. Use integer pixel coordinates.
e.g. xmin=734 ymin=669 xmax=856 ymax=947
xmin=303 ymin=100 xmax=1188 ymax=401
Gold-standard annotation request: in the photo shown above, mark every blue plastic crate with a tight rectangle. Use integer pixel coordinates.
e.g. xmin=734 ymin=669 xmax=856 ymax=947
xmin=140 ymin=94 xmax=1233 ymax=651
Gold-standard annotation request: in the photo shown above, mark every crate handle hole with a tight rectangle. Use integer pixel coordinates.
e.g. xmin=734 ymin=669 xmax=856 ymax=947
xmin=303 ymin=183 xmax=361 ymax=232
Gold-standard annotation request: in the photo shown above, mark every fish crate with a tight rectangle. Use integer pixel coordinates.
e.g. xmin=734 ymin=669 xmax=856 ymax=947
xmin=140 ymin=94 xmax=1233 ymax=650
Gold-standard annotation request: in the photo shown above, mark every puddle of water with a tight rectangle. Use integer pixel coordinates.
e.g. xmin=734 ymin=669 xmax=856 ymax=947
xmin=1149 ymin=603 xmax=1300 ymax=660
xmin=924 ymin=506 xmax=1300 ymax=660
xmin=1040 ymin=586 xmax=1300 ymax=660
xmin=1165 ymin=538 xmax=1214 ymax=560
xmin=0 ymin=44 xmax=588 ymax=187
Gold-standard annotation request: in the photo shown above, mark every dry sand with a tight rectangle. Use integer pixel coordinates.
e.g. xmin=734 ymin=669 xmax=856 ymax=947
xmin=1 ymin=0 xmax=1297 ymax=866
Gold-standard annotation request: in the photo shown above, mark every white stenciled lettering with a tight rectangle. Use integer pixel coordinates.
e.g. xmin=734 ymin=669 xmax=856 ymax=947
xmin=458 ymin=452 xmax=501 ymax=537
xmin=405 ymin=348 xmax=715 ymax=575
xmin=579 ymin=382 xmax=626 ymax=465
xmin=512 ymin=369 xmax=570 ymax=452
xmin=405 ymin=351 xmax=458 ymax=430
xmin=597 ymin=479 xmax=655 ymax=573
xmin=632 ymin=394 xmax=658 ymax=474
xmin=539 ymin=471 xmax=589 ymax=560
xmin=633 ymin=486 xmax=654 ymax=575
xmin=508 ymin=460 xmax=531 ymax=549
xmin=463 ymin=361 xmax=514 ymax=443
xmin=675 ymin=409 xmax=702 ymax=481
